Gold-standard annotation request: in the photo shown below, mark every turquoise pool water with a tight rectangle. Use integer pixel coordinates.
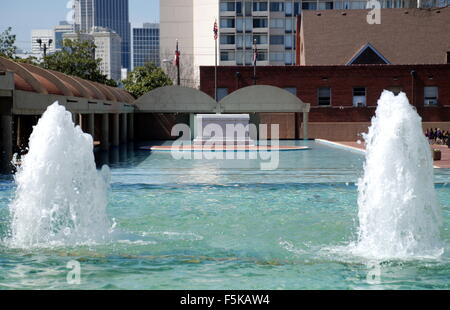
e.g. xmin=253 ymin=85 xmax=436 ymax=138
xmin=0 ymin=141 xmax=449 ymax=289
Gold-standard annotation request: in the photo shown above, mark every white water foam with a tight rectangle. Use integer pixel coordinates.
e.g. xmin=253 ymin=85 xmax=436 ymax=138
xmin=7 ymin=102 xmax=112 ymax=248
xmin=351 ymin=91 xmax=443 ymax=259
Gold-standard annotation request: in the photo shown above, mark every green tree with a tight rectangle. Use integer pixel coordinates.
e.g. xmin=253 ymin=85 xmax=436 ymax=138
xmin=41 ymin=39 xmax=117 ymax=86
xmin=123 ymin=62 xmax=173 ymax=98
xmin=0 ymin=27 xmax=17 ymax=58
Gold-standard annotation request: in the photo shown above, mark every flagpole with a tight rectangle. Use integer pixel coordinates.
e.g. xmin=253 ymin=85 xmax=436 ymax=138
xmin=176 ymin=39 xmax=180 ymax=86
xmin=214 ymin=31 xmax=217 ymax=101
xmin=253 ymin=39 xmax=257 ymax=86
xmin=214 ymin=19 xmax=220 ymax=113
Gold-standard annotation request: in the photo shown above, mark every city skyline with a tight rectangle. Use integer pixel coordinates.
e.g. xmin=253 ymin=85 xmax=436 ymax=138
xmin=0 ymin=0 xmax=159 ymax=52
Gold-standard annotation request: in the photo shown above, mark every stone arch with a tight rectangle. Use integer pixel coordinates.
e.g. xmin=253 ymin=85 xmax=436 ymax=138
xmin=218 ymin=85 xmax=311 ymax=139
xmin=218 ymin=85 xmax=310 ymax=113
xmin=134 ymin=86 xmax=217 ymax=113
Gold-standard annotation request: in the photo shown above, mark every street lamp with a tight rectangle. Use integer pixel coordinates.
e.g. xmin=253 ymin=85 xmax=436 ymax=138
xmin=37 ymin=38 xmax=53 ymax=57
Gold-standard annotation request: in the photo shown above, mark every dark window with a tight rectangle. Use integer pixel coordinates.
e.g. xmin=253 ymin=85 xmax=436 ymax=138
xmin=318 ymin=88 xmax=331 ymax=106
xmin=236 ymin=1 xmax=242 ymax=15
xmin=220 ymin=35 xmax=235 ymax=45
xmin=253 ymin=18 xmax=268 ymax=28
xmin=253 ymin=1 xmax=268 ymax=11
xmin=447 ymin=52 xmax=450 ymax=64
xmin=270 ymin=2 xmax=284 ymax=11
xmin=294 ymin=2 xmax=301 ymax=15
xmin=302 ymin=2 xmax=317 ymax=10
xmin=220 ymin=2 xmax=235 ymax=12
xmin=424 ymin=86 xmax=438 ymax=105
xmin=353 ymin=87 xmax=367 ymax=107
xmin=220 ymin=18 xmax=235 ymax=28
xmin=256 ymin=50 xmax=268 ymax=61
xmin=270 ymin=35 xmax=284 ymax=45
xmin=220 ymin=51 xmax=235 ymax=61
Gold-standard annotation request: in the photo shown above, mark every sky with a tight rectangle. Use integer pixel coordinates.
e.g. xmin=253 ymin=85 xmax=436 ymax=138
xmin=0 ymin=0 xmax=160 ymax=51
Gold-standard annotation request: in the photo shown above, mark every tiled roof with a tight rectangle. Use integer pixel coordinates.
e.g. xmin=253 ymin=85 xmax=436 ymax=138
xmin=0 ymin=56 xmax=135 ymax=103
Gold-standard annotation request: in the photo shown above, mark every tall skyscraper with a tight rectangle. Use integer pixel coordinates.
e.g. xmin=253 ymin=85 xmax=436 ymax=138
xmin=74 ymin=0 xmax=131 ymax=71
xmin=217 ymin=0 xmax=422 ymax=66
xmin=64 ymin=27 xmax=122 ymax=82
xmin=161 ymin=0 xmax=431 ymax=87
xmin=54 ymin=21 xmax=74 ymax=51
xmin=133 ymin=23 xmax=160 ymax=69
xmin=160 ymin=0 xmax=219 ymax=88
xmin=74 ymin=0 xmax=94 ymax=32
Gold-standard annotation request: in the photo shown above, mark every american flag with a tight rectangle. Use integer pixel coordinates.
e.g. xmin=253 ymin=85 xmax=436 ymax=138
xmin=213 ymin=20 xmax=218 ymax=40
xmin=173 ymin=40 xmax=180 ymax=66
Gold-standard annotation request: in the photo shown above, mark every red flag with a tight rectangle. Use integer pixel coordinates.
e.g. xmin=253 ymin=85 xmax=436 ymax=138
xmin=213 ymin=20 xmax=218 ymax=40
xmin=173 ymin=40 xmax=180 ymax=66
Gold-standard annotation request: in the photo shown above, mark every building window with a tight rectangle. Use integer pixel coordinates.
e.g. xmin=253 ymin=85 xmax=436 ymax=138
xmin=294 ymin=1 xmax=301 ymax=15
xmin=221 ymin=50 xmax=235 ymax=61
xmin=318 ymin=87 xmax=331 ymax=106
xmin=245 ymin=35 xmax=253 ymax=48
xmin=285 ymin=35 xmax=293 ymax=49
xmin=285 ymin=51 xmax=293 ymax=65
xmin=236 ymin=34 xmax=243 ymax=48
xmin=244 ymin=17 xmax=253 ymax=31
xmin=253 ymin=1 xmax=268 ymax=11
xmin=285 ymin=2 xmax=293 ymax=15
xmin=285 ymin=19 xmax=293 ymax=32
xmin=236 ymin=1 xmax=243 ymax=15
xmin=253 ymin=34 xmax=268 ymax=45
xmin=270 ymin=2 xmax=284 ymax=11
xmin=270 ymin=35 xmax=284 ymax=45
xmin=269 ymin=18 xmax=285 ymax=28
xmin=424 ymin=86 xmax=438 ymax=106
xmin=253 ymin=18 xmax=268 ymax=28
xmin=353 ymin=87 xmax=367 ymax=107
xmin=220 ymin=1 xmax=235 ymax=12
xmin=236 ymin=50 xmax=244 ymax=65
xmin=256 ymin=50 xmax=268 ymax=61
xmin=236 ymin=18 xmax=244 ymax=32
xmin=284 ymin=87 xmax=297 ymax=96
xmin=269 ymin=52 xmax=284 ymax=62
xmin=220 ymin=34 xmax=235 ymax=45
xmin=245 ymin=52 xmax=253 ymax=65
xmin=318 ymin=1 xmax=334 ymax=9
xmin=220 ymin=18 xmax=235 ymax=28
xmin=447 ymin=51 xmax=450 ymax=64
xmin=245 ymin=1 xmax=252 ymax=16
xmin=302 ymin=2 xmax=317 ymax=10
xmin=217 ymin=88 xmax=229 ymax=101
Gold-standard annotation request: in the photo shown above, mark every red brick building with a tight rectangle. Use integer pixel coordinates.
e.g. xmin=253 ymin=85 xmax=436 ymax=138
xmin=200 ymin=64 xmax=450 ymax=140
xmin=199 ymin=8 xmax=450 ymax=141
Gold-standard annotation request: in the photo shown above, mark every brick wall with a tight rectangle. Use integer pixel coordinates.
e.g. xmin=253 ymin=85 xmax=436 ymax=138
xmin=200 ymin=64 xmax=450 ymax=140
